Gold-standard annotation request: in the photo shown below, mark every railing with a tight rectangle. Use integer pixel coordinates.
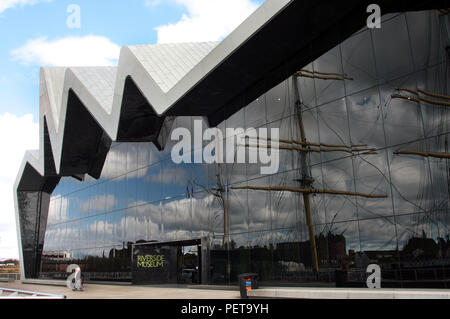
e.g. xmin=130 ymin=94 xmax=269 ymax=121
xmin=0 ymin=288 xmax=66 ymax=299
xmin=272 ymin=266 xmax=450 ymax=286
xmin=40 ymin=271 xmax=132 ymax=282
xmin=0 ymin=273 xmax=20 ymax=281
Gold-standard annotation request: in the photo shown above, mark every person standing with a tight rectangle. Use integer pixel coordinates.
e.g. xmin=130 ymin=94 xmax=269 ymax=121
xmin=72 ymin=267 xmax=84 ymax=291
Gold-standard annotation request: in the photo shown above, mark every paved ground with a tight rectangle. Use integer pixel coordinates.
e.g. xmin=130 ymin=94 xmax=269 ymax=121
xmin=0 ymin=281 xmax=240 ymax=299
xmin=248 ymin=286 xmax=450 ymax=299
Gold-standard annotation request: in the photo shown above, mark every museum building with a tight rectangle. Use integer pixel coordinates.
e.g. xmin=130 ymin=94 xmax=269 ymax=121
xmin=14 ymin=0 xmax=450 ymax=287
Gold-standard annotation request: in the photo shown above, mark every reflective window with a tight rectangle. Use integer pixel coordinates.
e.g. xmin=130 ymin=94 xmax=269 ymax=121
xmin=38 ymin=10 xmax=450 ymax=287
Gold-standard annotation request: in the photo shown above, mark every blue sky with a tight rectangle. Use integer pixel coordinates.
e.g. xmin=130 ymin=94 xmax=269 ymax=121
xmin=0 ymin=0 xmax=239 ymax=118
xmin=1 ymin=0 xmax=177 ymax=117
xmin=0 ymin=0 xmax=264 ymax=259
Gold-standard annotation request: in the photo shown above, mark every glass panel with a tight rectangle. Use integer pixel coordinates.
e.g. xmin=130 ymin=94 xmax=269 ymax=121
xmin=226 ymin=106 xmax=245 ymax=130
xmin=313 ymin=46 xmax=346 ymax=106
xmin=148 ymin=201 xmax=162 ymax=242
xmin=247 ymin=176 xmax=271 ymax=232
xmin=60 ymin=195 xmax=69 ymax=223
xmin=406 ymin=11 xmax=444 ymax=70
xmin=229 ymin=233 xmax=250 ymax=284
xmin=191 ymin=191 xmax=213 ymax=238
xmin=90 ymin=185 xmax=105 ymax=217
xmin=372 ymin=14 xmax=414 ymax=82
xmin=135 ymin=203 xmax=149 ymax=243
xmin=249 ymin=230 xmax=274 ymax=283
xmin=389 ymin=151 xmax=430 ymax=216
xmin=78 ymin=188 xmax=90 ymax=218
xmin=297 ymin=108 xmax=321 ymax=168
xmin=114 ymin=210 xmax=125 ymax=247
xmin=127 ymin=143 xmax=138 ymax=172
xmin=341 ymin=29 xmax=378 ymax=95
xmin=103 ymin=213 xmax=115 ymax=247
xmin=137 ymin=142 xmax=150 ymax=169
xmin=191 ymin=163 xmax=209 ymax=192
xmin=321 ymin=158 xmax=357 ymax=222
xmin=395 ymin=213 xmax=445 ymax=285
xmin=346 ymin=86 xmax=385 ymax=147
xmin=47 ymin=197 xmax=59 ymax=226
xmin=96 ymin=215 xmax=104 ymax=248
xmin=381 ymin=76 xmax=424 ymax=148
xmin=80 ymin=218 xmax=89 ymax=250
xmin=144 ymin=163 xmax=162 ymax=204
xmin=296 ymin=63 xmax=316 ymax=107
xmin=269 ymin=171 xmax=300 ymax=232
xmin=124 ymin=207 xmax=136 ymax=244
xmin=209 ymin=236 xmax=229 ymax=284
xmin=359 ymin=216 xmax=398 ymax=257
xmin=125 ymin=171 xmax=137 ymax=208
xmin=161 ymin=198 xmax=183 ymax=242
xmin=245 ymin=94 xmax=266 ymax=129
xmin=268 ymin=118 xmax=293 ymax=173
xmin=416 ymin=66 xmax=449 ymax=138
xmin=115 ymin=176 xmax=128 ymax=212
xmin=68 ymin=221 xmax=79 ymax=251
xmin=162 ymin=159 xmax=191 ymax=199
xmin=317 ymin=97 xmax=351 ymax=155
xmin=68 ymin=192 xmax=79 ymax=221
xmin=266 ymin=80 xmax=293 ymax=122
xmin=228 ymin=181 xmax=248 ymax=235
xmin=105 ymin=179 xmax=117 ymax=213
xmin=177 ymin=195 xmax=192 ymax=241
xmin=115 ymin=143 xmax=128 ymax=177
xmin=352 ymin=151 xmax=393 ymax=220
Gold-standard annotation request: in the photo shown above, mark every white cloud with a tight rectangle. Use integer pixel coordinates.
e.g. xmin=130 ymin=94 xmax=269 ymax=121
xmin=0 ymin=113 xmax=39 ymax=259
xmin=11 ymin=35 xmax=121 ymax=67
xmin=79 ymin=194 xmax=118 ymax=214
xmin=155 ymin=0 xmax=260 ymax=43
xmin=0 ymin=0 xmax=48 ymax=14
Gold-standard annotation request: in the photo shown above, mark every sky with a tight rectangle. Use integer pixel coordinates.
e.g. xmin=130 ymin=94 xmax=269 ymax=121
xmin=0 ymin=0 xmax=264 ymax=259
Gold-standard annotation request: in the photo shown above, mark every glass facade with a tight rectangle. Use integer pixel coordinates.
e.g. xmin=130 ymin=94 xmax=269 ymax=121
xmin=40 ymin=10 xmax=450 ymax=288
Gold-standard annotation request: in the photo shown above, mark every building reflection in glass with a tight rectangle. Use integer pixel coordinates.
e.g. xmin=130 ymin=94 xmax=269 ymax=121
xmin=40 ymin=10 xmax=450 ymax=288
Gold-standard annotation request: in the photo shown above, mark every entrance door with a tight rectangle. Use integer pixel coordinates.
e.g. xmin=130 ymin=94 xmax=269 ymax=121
xmin=179 ymin=245 xmax=200 ymax=284
xmin=132 ymin=239 xmax=201 ymax=285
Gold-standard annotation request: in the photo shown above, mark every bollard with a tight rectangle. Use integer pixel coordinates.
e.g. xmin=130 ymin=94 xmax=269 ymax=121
xmin=238 ymin=273 xmax=258 ymax=299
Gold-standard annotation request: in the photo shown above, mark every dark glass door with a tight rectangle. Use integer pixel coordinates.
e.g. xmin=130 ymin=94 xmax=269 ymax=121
xmin=179 ymin=245 xmax=200 ymax=284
